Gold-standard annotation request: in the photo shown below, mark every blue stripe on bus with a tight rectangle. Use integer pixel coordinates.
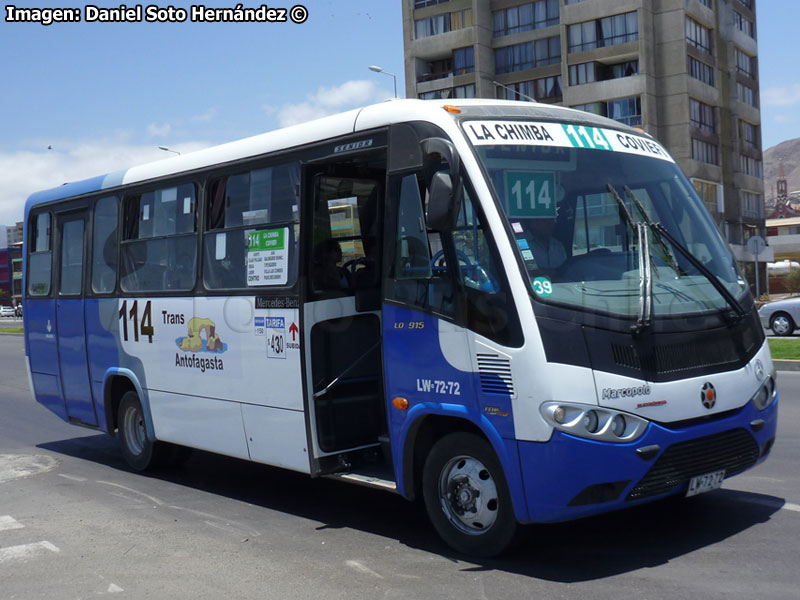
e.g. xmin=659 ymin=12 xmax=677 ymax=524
xmin=25 ymin=169 xmax=127 ymax=210
xmin=381 ymin=303 xmax=527 ymax=521
xmin=518 ymin=396 xmax=778 ymax=523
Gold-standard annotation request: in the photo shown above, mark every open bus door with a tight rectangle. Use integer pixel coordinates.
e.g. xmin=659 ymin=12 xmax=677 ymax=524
xmin=301 ymin=152 xmax=393 ymax=484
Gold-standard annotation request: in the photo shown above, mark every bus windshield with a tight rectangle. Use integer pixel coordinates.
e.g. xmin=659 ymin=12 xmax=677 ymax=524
xmin=469 ymin=122 xmax=747 ymax=318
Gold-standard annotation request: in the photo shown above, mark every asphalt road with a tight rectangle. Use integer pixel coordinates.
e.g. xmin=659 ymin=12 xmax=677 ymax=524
xmin=1 ymin=332 xmax=799 ymax=599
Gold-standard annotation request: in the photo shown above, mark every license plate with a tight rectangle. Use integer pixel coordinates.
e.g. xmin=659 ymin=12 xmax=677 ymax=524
xmin=686 ymin=470 xmax=726 ymax=497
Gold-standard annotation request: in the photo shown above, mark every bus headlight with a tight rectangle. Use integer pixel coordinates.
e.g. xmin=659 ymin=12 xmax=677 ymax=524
xmin=540 ymin=402 xmax=648 ymax=443
xmin=610 ymin=414 xmax=626 ymax=437
xmin=583 ymin=410 xmax=599 ymax=433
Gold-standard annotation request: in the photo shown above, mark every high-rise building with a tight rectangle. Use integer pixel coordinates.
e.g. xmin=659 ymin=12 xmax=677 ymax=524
xmin=402 ymin=0 xmax=768 ymax=277
xmin=7 ymin=221 xmax=23 ymax=245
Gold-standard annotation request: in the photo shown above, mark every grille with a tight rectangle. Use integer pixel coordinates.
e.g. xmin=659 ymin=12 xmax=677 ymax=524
xmin=609 ymin=314 xmax=762 ymax=378
xmin=476 ymin=354 xmax=514 ymax=396
xmin=627 ymin=428 xmax=759 ymax=501
xmin=611 ymin=340 xmax=740 ymax=374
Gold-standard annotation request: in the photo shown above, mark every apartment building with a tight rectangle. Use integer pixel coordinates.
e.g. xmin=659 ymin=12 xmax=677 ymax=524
xmin=402 ymin=0 xmax=768 ymax=274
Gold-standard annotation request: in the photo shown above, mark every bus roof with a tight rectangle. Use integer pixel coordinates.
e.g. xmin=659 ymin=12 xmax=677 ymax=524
xmin=24 ymin=98 xmax=637 ymax=214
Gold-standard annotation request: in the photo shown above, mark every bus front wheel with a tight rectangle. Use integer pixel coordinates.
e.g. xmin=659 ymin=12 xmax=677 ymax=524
xmin=422 ymin=432 xmax=517 ymax=557
xmin=117 ymin=391 xmax=162 ymax=471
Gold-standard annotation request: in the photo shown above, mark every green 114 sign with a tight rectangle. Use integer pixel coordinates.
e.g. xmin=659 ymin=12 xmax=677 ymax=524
xmin=505 ymin=171 xmax=556 ymax=218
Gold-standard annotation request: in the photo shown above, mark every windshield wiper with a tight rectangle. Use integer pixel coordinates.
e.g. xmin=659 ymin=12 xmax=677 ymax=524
xmin=622 ymin=185 xmax=747 ymax=320
xmin=607 ymin=184 xmax=651 ymax=333
xmin=623 ymin=186 xmax=682 ymax=276
xmin=649 ymin=221 xmax=746 ymax=319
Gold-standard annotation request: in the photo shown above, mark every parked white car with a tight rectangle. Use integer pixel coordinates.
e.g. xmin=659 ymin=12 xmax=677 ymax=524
xmin=758 ymin=297 xmax=800 ymax=335
xmin=0 ymin=305 xmax=15 ymax=317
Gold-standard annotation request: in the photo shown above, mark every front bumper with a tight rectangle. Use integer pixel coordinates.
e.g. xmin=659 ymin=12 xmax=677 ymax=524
xmin=517 ymin=394 xmax=778 ymax=523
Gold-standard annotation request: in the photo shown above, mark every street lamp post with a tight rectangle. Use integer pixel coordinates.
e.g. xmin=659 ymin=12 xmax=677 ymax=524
xmin=368 ymin=65 xmax=398 ymax=99
xmin=158 ymin=146 xmax=180 ymax=156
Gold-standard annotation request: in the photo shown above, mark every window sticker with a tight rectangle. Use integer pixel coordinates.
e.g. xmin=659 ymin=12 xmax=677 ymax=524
xmin=142 ymin=205 xmax=150 ymax=221
xmin=512 ymin=221 xmax=524 ymax=234
xmin=516 ymin=238 xmax=530 ymax=250
xmin=532 ymin=276 xmax=553 ymax=296
xmin=247 ymin=227 xmax=288 ymax=286
xmin=242 ymin=209 xmax=269 ymax=225
xmin=184 ymin=197 xmax=192 ymax=214
xmin=215 ymin=232 xmax=226 ymax=260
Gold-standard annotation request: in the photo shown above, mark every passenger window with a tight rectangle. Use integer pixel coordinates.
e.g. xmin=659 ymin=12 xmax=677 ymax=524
xmin=28 ymin=213 xmax=52 ymax=297
xmin=92 ymin=196 xmax=118 ymax=294
xmin=120 ymin=183 xmax=197 ymax=293
xmin=204 ymin=162 xmax=300 ymax=289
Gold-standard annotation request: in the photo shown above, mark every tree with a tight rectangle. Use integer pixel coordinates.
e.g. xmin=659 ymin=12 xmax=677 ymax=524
xmin=787 ymin=266 xmax=800 ymax=296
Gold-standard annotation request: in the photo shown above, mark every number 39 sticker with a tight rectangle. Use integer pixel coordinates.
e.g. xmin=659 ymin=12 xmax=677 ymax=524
xmin=532 ymin=277 xmax=553 ymax=297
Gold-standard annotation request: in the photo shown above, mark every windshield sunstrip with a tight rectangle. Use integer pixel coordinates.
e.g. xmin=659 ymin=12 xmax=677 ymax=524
xmin=464 ymin=119 xmax=673 ymax=162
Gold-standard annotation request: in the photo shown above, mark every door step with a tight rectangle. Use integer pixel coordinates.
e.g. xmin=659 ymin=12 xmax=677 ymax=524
xmin=325 ymin=471 xmax=398 ymax=493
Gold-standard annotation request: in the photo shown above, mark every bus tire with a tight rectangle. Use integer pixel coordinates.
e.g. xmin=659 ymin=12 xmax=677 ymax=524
xmin=117 ymin=391 xmax=163 ymax=471
xmin=422 ymin=432 xmax=517 ymax=557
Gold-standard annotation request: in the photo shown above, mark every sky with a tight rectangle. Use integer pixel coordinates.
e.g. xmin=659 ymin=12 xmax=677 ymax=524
xmin=0 ymin=0 xmax=798 ymax=226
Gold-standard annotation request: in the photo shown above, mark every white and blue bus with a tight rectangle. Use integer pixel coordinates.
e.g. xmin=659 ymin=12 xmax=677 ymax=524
xmin=23 ymin=99 xmax=777 ymax=556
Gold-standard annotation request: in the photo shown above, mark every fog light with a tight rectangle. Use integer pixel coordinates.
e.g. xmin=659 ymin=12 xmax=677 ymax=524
xmin=553 ymin=406 xmax=566 ymax=424
xmin=583 ymin=410 xmax=599 ymax=433
xmin=611 ymin=414 xmax=626 ymax=437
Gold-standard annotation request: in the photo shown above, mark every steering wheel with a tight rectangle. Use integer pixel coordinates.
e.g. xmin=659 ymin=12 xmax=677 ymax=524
xmin=430 ymin=250 xmax=495 ymax=292
xmin=343 ymin=256 xmax=371 ymax=277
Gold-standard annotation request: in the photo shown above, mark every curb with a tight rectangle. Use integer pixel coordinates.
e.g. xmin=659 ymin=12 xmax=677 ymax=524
xmin=774 ymin=360 xmax=800 ymax=372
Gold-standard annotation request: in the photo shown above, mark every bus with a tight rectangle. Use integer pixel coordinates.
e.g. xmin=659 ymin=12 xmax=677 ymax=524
xmin=23 ymin=99 xmax=777 ymax=556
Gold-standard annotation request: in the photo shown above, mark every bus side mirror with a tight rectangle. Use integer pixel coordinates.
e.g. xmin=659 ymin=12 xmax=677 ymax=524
xmin=426 ymin=171 xmax=460 ymax=232
xmin=421 ymin=137 xmax=462 ymax=232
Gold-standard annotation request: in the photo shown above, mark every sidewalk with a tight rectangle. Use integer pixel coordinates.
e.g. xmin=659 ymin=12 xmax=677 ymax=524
xmin=0 ymin=318 xmax=23 ymax=332
xmin=774 ymin=360 xmax=800 ymax=372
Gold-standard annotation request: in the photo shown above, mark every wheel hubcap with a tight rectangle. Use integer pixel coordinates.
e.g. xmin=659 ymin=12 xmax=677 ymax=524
xmin=773 ymin=316 xmax=791 ymax=335
xmin=122 ymin=405 xmax=146 ymax=456
xmin=439 ymin=456 xmax=499 ymax=535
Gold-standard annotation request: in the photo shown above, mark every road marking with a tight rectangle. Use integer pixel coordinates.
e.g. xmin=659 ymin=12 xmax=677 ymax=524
xmin=58 ymin=473 xmax=87 ymax=482
xmin=108 ymin=583 xmax=124 ymax=593
xmin=733 ymin=495 xmax=800 ymax=513
xmin=345 ymin=560 xmax=384 ymax=579
xmin=168 ymin=505 xmax=261 ymax=538
xmin=0 ymin=541 xmax=60 ymax=563
xmin=96 ymin=481 xmax=164 ymax=506
xmin=0 ymin=515 xmax=24 ymax=532
xmin=0 ymin=515 xmax=24 ymax=533
xmin=0 ymin=454 xmax=59 ymax=483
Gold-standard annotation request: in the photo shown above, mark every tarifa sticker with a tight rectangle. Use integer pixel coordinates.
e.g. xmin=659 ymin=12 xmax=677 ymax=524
xmin=532 ymin=277 xmax=553 ymax=297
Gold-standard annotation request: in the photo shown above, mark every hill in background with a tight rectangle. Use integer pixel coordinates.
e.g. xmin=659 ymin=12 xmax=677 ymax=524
xmin=764 ymin=137 xmax=800 ymax=201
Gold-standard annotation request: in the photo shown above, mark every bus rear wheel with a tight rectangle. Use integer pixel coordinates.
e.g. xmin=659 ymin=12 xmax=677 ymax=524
xmin=117 ymin=391 xmax=163 ymax=471
xmin=422 ymin=432 xmax=517 ymax=557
